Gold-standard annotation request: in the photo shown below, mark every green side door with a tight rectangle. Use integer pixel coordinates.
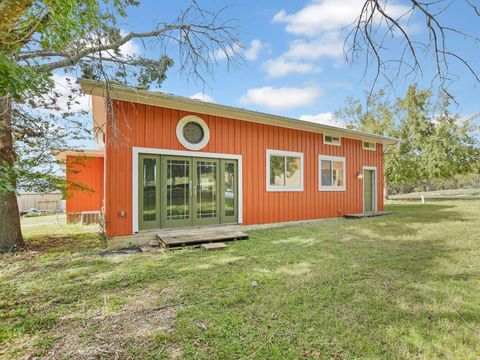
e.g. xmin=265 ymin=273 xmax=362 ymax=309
xmin=363 ymin=169 xmax=375 ymax=212
xmin=138 ymin=154 xmax=161 ymax=230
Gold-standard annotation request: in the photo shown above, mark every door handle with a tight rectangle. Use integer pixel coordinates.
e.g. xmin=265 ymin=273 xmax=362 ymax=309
xmin=188 ymin=180 xmax=193 ymax=197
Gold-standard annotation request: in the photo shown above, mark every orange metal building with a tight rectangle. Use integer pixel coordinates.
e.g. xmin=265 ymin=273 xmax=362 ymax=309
xmin=65 ymin=155 xmax=104 ymax=213
xmin=61 ymin=80 xmax=398 ymax=237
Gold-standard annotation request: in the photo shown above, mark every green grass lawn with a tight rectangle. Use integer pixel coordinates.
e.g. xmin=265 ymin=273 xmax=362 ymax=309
xmin=20 ymin=214 xmax=98 ymax=238
xmin=2 ymin=201 xmax=480 ymax=359
xmin=389 ymin=188 xmax=480 ymax=200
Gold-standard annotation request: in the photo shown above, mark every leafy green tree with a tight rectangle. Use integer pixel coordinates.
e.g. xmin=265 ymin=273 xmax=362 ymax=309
xmin=338 ymin=90 xmax=395 ymax=136
xmin=336 ymin=85 xmax=480 ymax=194
xmin=422 ymin=98 xmax=480 ymax=183
xmin=0 ymin=0 xmax=240 ymax=252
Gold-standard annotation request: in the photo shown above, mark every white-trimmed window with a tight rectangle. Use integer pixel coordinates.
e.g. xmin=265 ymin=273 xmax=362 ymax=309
xmin=363 ymin=141 xmax=376 ymax=151
xmin=324 ymin=134 xmax=341 ymax=146
xmin=319 ymin=155 xmax=346 ymax=191
xmin=176 ymin=115 xmax=210 ymax=151
xmin=266 ymin=150 xmax=304 ymax=192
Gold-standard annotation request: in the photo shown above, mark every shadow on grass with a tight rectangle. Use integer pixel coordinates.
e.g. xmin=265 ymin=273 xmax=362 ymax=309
xmin=346 ymin=203 xmax=469 ymax=239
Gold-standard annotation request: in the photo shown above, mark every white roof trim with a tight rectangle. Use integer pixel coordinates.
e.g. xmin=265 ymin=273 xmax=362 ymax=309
xmin=79 ymin=79 xmax=399 ymax=146
xmin=54 ymin=149 xmax=104 ymax=161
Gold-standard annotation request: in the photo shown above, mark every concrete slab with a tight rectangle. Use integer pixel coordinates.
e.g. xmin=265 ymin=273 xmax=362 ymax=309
xmin=201 ymin=243 xmax=227 ymax=251
xmin=158 ymin=230 xmax=248 ymax=248
xmin=344 ymin=211 xmax=393 ymax=219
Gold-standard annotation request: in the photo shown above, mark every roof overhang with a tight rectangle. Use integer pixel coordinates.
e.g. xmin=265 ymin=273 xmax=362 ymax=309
xmin=54 ymin=149 xmax=104 ymax=161
xmin=79 ymin=78 xmax=400 ymax=146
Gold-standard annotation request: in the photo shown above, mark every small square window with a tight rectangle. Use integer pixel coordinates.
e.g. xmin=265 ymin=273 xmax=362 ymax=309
xmin=324 ymin=134 xmax=341 ymax=146
xmin=267 ymin=150 xmax=304 ymax=192
xmin=319 ymin=155 xmax=346 ymax=191
xmin=363 ymin=141 xmax=376 ymax=151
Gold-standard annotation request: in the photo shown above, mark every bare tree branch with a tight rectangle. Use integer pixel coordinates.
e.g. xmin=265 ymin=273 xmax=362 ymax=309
xmin=345 ymin=0 xmax=480 ymax=101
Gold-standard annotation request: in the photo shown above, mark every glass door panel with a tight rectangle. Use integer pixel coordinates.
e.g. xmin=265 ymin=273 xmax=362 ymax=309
xmin=220 ymin=159 xmax=238 ymax=224
xmin=138 ymin=155 xmax=160 ymax=230
xmin=193 ymin=158 xmax=220 ymax=226
xmin=162 ymin=156 xmax=192 ymax=228
xmin=142 ymin=154 xmax=238 ymax=229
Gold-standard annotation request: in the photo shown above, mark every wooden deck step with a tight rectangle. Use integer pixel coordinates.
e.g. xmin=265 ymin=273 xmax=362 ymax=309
xmin=344 ymin=211 xmax=393 ymax=219
xmin=157 ymin=230 xmax=248 ymax=248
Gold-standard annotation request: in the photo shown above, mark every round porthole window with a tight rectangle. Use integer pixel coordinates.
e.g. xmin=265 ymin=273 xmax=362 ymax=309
xmin=176 ymin=115 xmax=210 ymax=150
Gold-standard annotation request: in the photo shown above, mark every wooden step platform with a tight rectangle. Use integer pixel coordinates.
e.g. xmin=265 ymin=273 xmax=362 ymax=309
xmin=344 ymin=211 xmax=393 ymax=219
xmin=157 ymin=230 xmax=249 ymax=249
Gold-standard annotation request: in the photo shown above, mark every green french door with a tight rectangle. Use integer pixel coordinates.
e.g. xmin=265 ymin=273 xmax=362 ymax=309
xmin=193 ymin=158 xmax=221 ymax=226
xmin=139 ymin=154 xmax=238 ymax=230
xmin=363 ymin=169 xmax=376 ymax=213
xmin=138 ymin=155 xmax=161 ymax=230
xmin=162 ymin=156 xmax=193 ymax=228
xmin=220 ymin=159 xmax=238 ymax=224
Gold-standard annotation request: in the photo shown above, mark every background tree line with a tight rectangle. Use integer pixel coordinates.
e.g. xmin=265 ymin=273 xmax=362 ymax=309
xmin=336 ymin=85 xmax=480 ymax=194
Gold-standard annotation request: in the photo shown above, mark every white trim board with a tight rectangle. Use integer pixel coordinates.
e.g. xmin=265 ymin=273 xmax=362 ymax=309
xmin=318 ymin=155 xmax=346 ymax=192
xmin=132 ymin=147 xmax=243 ymax=233
xmin=265 ymin=149 xmax=304 ymax=192
xmin=362 ymin=141 xmax=377 ymax=151
xmin=323 ymin=133 xmax=341 ymax=147
xmin=363 ymin=166 xmax=377 ymax=212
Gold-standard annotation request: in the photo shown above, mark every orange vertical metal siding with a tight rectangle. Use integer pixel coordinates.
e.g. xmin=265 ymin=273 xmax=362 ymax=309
xmin=104 ymin=100 xmax=385 ymax=237
xmin=66 ymin=156 xmax=104 ymax=213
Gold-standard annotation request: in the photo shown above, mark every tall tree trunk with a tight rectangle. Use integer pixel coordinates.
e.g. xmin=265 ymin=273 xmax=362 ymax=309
xmin=0 ymin=95 xmax=24 ymax=252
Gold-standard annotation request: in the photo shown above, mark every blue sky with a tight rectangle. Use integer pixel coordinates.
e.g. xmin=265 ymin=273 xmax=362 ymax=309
xmin=58 ymin=0 xmax=479 ymax=135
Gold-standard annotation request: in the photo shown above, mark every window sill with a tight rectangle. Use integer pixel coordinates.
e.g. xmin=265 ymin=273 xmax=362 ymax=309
xmin=267 ymin=186 xmax=304 ymax=192
xmin=324 ymin=142 xmax=341 ymax=147
xmin=319 ymin=187 xmax=346 ymax=192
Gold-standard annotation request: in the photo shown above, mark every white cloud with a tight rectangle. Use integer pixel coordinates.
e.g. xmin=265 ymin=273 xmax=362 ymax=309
xmin=48 ymin=74 xmax=91 ymax=113
xmin=95 ymin=30 xmax=141 ymax=59
xmin=119 ymin=38 xmax=141 ymax=57
xmin=213 ymin=42 xmax=242 ymax=61
xmin=190 ymin=92 xmax=215 ymax=103
xmin=240 ymin=86 xmax=321 ymax=110
xmin=300 ymin=112 xmax=345 ymax=128
xmin=214 ymin=39 xmax=266 ymax=62
xmin=273 ymin=0 xmax=410 ymax=37
xmin=285 ymin=35 xmax=344 ymax=61
xmin=270 ymin=0 xmax=412 ymax=69
xmin=245 ymin=39 xmax=263 ymax=60
xmin=263 ymin=57 xmax=320 ymax=78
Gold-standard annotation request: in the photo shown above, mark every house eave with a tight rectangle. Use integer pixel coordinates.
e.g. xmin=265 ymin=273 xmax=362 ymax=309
xmin=78 ymin=78 xmax=400 ymax=146
xmin=54 ymin=149 xmax=104 ymax=161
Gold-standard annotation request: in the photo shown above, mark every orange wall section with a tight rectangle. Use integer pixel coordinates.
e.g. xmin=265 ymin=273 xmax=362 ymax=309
xmin=104 ymin=100 xmax=385 ymax=237
xmin=66 ymin=155 xmax=104 ymax=213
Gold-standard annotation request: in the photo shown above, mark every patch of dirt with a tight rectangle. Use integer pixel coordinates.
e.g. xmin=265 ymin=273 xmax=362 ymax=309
xmin=32 ymin=289 xmax=181 ymax=359
xmin=25 ymin=235 xmax=97 ymax=252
